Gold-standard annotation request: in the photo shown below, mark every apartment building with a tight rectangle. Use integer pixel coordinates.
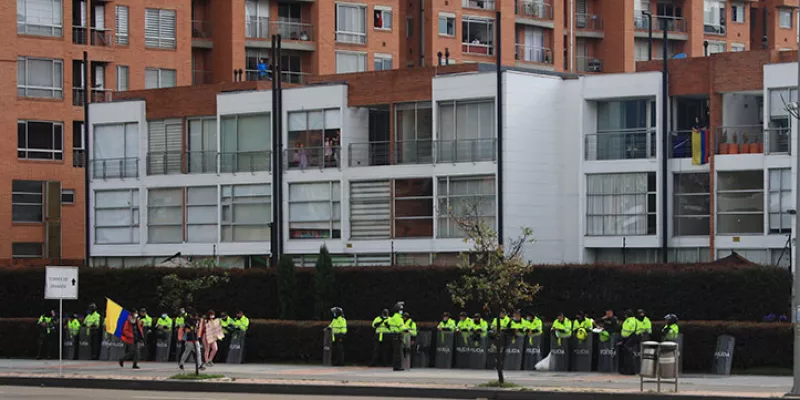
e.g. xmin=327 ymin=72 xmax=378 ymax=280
xmin=84 ymin=49 xmax=800 ymax=268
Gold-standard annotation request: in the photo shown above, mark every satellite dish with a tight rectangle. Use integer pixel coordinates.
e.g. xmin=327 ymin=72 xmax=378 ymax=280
xmin=672 ymin=53 xmax=687 ymax=59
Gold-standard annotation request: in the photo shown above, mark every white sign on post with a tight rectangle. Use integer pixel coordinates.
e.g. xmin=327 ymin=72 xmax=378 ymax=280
xmin=45 ymin=266 xmax=79 ymax=300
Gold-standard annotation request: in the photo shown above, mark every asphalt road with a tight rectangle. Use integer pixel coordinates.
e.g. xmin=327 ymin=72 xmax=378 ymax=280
xmin=0 ymin=386 xmax=456 ymax=400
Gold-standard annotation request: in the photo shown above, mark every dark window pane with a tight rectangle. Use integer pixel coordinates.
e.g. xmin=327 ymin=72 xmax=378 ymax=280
xmin=61 ymin=190 xmax=75 ymax=204
xmin=27 ymin=121 xmax=54 ymax=149
xmin=18 ymin=122 xmax=26 ymax=148
xmin=12 ymin=242 xmax=43 ymax=258
xmin=73 ymin=121 xmax=84 ymax=149
xmin=12 ymin=180 xmax=43 ymax=193
xmin=55 ymin=152 xmax=63 ymax=160
xmin=13 ymin=193 xmax=42 ymax=203
xmin=18 ymin=151 xmax=26 ymax=158
xmin=395 ymin=178 xmax=433 ymax=197
xmin=395 ymin=218 xmax=433 ymax=238
xmin=54 ymin=124 xmax=62 ymax=150
xmin=27 ymin=151 xmax=55 ymax=160
xmin=395 ymin=198 xmax=433 ymax=218
xmin=12 ymin=204 xmax=43 ymax=222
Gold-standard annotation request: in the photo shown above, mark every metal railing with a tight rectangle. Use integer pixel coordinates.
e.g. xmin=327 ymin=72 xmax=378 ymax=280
xmin=185 ymin=151 xmax=218 ymax=174
xmin=669 ymin=130 xmax=694 ymax=158
xmin=516 ymin=1 xmax=553 ymax=20
xmin=90 ymin=157 xmax=139 ymax=179
xmin=272 ymin=20 xmax=312 ymax=41
xmin=462 ymin=0 xmax=495 ymax=10
xmin=462 ymin=42 xmax=494 ymax=56
xmin=765 ymin=127 xmax=791 ymax=155
xmin=191 ymin=20 xmax=212 ymax=38
xmin=515 ymin=45 xmax=553 ymax=64
xmin=635 ymin=15 xmax=686 ymax=32
xmin=146 ymin=152 xmax=183 ymax=175
xmin=575 ymin=13 xmax=603 ymax=30
xmin=245 ymin=70 xmax=309 ymax=84
xmin=246 ymin=16 xmax=270 ymax=39
xmin=193 ymin=70 xmax=213 ymax=85
xmin=73 ymin=150 xmax=86 ymax=168
xmin=584 ymin=129 xmax=657 ymax=161
xmin=714 ymin=126 xmax=764 ymax=154
xmin=704 ymin=24 xmax=726 ymax=35
xmin=72 ymin=26 xmax=87 ymax=45
xmin=348 ymin=139 xmax=496 ymax=167
xmin=577 ymin=56 xmax=603 ymax=72
xmin=90 ymin=28 xmax=112 ymax=46
xmin=219 ymin=151 xmax=272 ymax=173
xmin=72 ymin=88 xmax=85 ymax=106
xmin=91 ymin=89 xmax=112 ymax=103
xmin=285 ymin=146 xmax=341 ymax=170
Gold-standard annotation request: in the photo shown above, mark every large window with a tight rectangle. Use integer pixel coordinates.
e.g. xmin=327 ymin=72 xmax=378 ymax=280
xmin=117 ymin=65 xmax=129 ymax=91
xmin=395 ymin=102 xmax=433 ymax=164
xmin=586 ymin=172 xmax=656 ymax=236
xmin=287 ymin=109 xmax=341 ymax=169
xmin=245 ymin=0 xmax=270 ymax=38
xmin=438 ymin=99 xmax=495 ymax=162
xmin=731 ymin=2 xmax=745 ymax=23
xmin=147 ymin=118 xmax=182 ymax=175
xmin=12 ymin=242 xmax=43 ymax=259
xmin=336 ymin=51 xmax=367 ymax=73
xmin=145 ymin=8 xmax=177 ymax=49
xmin=374 ymin=53 xmax=393 ymax=71
xmin=115 ymin=5 xmax=129 ymax=45
xmin=221 ymin=184 xmax=271 ymax=242
xmin=187 ymin=117 xmax=217 ymax=173
xmin=673 ymin=173 xmax=710 ymax=236
xmin=706 ymin=40 xmax=726 ymax=54
xmin=437 ymin=175 xmax=496 ymax=238
xmin=289 ymin=182 xmax=341 ymax=239
xmin=12 ymin=180 xmax=43 ymax=223
xmin=717 ymin=171 xmax=764 ymax=234
xmin=18 ymin=120 xmax=63 ymax=161
xmin=245 ymin=49 xmax=304 ymax=83
xmin=147 ymin=188 xmax=183 ymax=243
xmin=17 ymin=57 xmax=63 ymax=99
xmin=350 ymin=180 xmax=391 ymax=239
xmin=704 ymin=0 xmax=726 ymax=34
xmin=95 ymin=189 xmax=139 ymax=244
xmin=394 ymin=178 xmax=433 ymax=238
xmin=780 ymin=8 xmax=793 ymax=29
xmin=17 ymin=0 xmax=63 ymax=36
xmin=336 ymin=3 xmax=367 ymax=44
xmin=589 ymin=98 xmax=656 ymax=161
xmin=373 ymin=6 xmax=392 ymax=30
xmin=769 ymin=169 xmax=791 ymax=234
xmin=186 ymin=186 xmax=218 ymax=243
xmin=145 ymin=68 xmax=176 ymax=89
xmin=220 ymin=113 xmax=271 ymax=173
xmin=92 ymin=122 xmax=138 ymax=178
xmin=462 ymin=17 xmax=494 ymax=55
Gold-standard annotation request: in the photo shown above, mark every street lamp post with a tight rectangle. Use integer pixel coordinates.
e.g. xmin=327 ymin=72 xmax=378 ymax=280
xmin=789 ymin=38 xmax=800 ymax=396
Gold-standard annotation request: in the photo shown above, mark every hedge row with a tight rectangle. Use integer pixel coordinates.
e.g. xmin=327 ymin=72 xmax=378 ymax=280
xmin=0 ymin=318 xmax=790 ymax=372
xmin=0 ymin=264 xmax=789 ymax=321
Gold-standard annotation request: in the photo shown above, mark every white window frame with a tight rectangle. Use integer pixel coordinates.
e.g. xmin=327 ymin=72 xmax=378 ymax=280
xmin=288 ymin=181 xmax=341 ymax=240
xmin=335 ymin=51 xmax=368 ymax=73
xmin=116 ymin=65 xmax=129 ymax=91
xmin=374 ymin=53 xmax=393 ymax=71
xmin=18 ymin=120 xmax=63 ymax=161
xmin=780 ymin=8 xmax=793 ymax=29
xmin=438 ymin=13 xmax=456 ymax=36
xmin=673 ymin=173 xmax=710 ymax=236
xmin=221 ymin=184 xmax=272 ymax=242
xmin=145 ymin=8 xmax=177 ymax=49
xmin=586 ymin=172 xmax=657 ymax=236
xmin=94 ymin=189 xmax=140 ymax=244
xmin=17 ymin=57 xmax=63 ymax=99
xmin=769 ymin=168 xmax=791 ymax=234
xmin=186 ymin=186 xmax=218 ymax=243
xmin=716 ymin=170 xmax=764 ymax=235
xmin=335 ymin=3 xmax=367 ymax=44
xmin=147 ymin=187 xmax=183 ymax=244
xmin=730 ymin=2 xmax=745 ymax=23
xmin=703 ymin=0 xmax=726 ymax=34
xmin=17 ymin=0 xmax=63 ymax=37
xmin=374 ymin=5 xmax=392 ymax=31
xmin=145 ymin=67 xmax=177 ymax=89
xmin=730 ymin=43 xmax=745 ymax=52
xmin=437 ymin=175 xmax=497 ymax=238
xmin=706 ymin=40 xmax=726 ymax=54
xmin=115 ymin=5 xmax=129 ymax=45
xmin=61 ymin=188 xmax=75 ymax=204
xmin=12 ymin=180 xmax=43 ymax=223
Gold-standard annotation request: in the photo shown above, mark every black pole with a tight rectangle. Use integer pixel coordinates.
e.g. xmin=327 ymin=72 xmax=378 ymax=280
xmin=270 ymin=37 xmax=279 ymax=267
xmin=419 ymin=0 xmax=425 ymax=66
xmin=661 ymin=22 xmax=669 ymax=263
xmin=622 ymin=237 xmax=627 ymax=264
xmin=496 ymin=11 xmax=504 ymax=246
xmin=703 ymin=40 xmax=709 ymax=57
xmin=83 ymin=51 xmax=91 ymax=265
xmin=276 ymin=36 xmax=283 ymax=261
xmin=646 ymin=13 xmax=653 ymax=61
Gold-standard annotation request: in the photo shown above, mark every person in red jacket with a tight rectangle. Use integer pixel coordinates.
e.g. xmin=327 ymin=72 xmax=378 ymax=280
xmin=119 ymin=313 xmax=144 ymax=369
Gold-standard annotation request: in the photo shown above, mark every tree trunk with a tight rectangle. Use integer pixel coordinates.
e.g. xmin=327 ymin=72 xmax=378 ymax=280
xmin=494 ymin=330 xmax=506 ymax=384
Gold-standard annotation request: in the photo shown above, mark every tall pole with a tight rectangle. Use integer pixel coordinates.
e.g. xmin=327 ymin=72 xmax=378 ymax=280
xmin=83 ymin=51 xmax=91 ymax=265
xmin=270 ymin=37 xmax=279 ymax=268
xmin=59 ymin=299 xmax=63 ymax=377
xmin=644 ymin=12 xmax=653 ymax=61
xmin=495 ymin=11 xmax=504 ymax=246
xmin=789 ymin=39 xmax=800 ymax=396
xmin=276 ymin=36 xmax=283 ymax=260
xmin=660 ymin=20 xmax=669 ymax=263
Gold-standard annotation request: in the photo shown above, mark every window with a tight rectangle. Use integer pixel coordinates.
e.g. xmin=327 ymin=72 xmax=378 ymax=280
xmin=147 ymin=188 xmax=182 ymax=243
xmin=220 ymin=113 xmax=271 ymax=173
xmin=221 ymin=184 xmax=271 ymax=242
xmin=289 ymin=182 xmax=341 ymax=239
xmin=769 ymin=169 xmax=791 ymax=234
xmin=336 ymin=3 xmax=367 ymax=44
xmin=673 ymin=173 xmax=710 ymax=236
xmin=350 ymin=180 xmax=391 ymax=239
xmin=12 ymin=180 xmax=43 ymax=223
xmin=462 ymin=17 xmax=494 ymax=55
xmin=61 ymin=189 xmax=75 ymax=204
xmin=706 ymin=40 xmax=726 ymax=54
xmin=145 ymin=8 xmax=177 ymax=49
xmin=186 ymin=186 xmax=217 ymax=243
xmin=437 ymin=175 xmax=496 ymax=238
xmin=731 ymin=2 xmax=745 ymax=23
xmin=395 ymin=102 xmax=433 ymax=163
xmin=17 ymin=57 xmax=63 ymax=99
xmin=667 ymin=247 xmax=712 ymax=263
xmin=374 ymin=6 xmax=392 ymax=30
xmin=586 ymin=172 xmax=657 ymax=236
xmin=287 ymin=109 xmax=341 ymax=169
xmin=374 ymin=53 xmax=393 ymax=71
xmin=704 ymin=0 xmax=726 ymax=34
xmin=245 ymin=0 xmax=270 ymax=38
xmin=18 ymin=120 xmax=63 ymax=160
xmin=17 ymin=0 xmax=63 ymax=37
xmin=717 ymin=171 xmax=764 ymax=234
xmin=73 ymin=121 xmax=85 ymax=167
xmin=780 ymin=8 xmax=793 ymax=29
xmin=147 ymin=119 xmax=182 ymax=175
xmin=407 ymin=17 xmax=413 ymax=38
xmin=438 ymin=14 xmax=455 ymax=36
xmin=589 ymin=98 xmax=656 ymax=161
xmin=730 ymin=43 xmax=745 ymax=52
xmin=145 ymin=68 xmax=176 ymax=89
xmin=187 ymin=117 xmax=218 ymax=173
xmin=245 ymin=48 xmax=304 ymax=83
xmin=95 ymin=189 xmax=139 ymax=244
xmin=437 ymin=99 xmax=495 ymax=162
xmin=115 ymin=5 xmax=129 ymax=45
xmin=336 ymin=51 xmax=367 ymax=73
xmin=463 ymin=0 xmax=495 ymax=10
xmin=92 ymin=122 xmax=138 ymax=178
xmin=394 ymin=178 xmax=434 ymax=238
xmin=634 ymin=39 xmax=650 ymax=62
xmin=12 ymin=243 xmax=43 ymax=259
xmin=117 ymin=65 xmax=129 ymax=91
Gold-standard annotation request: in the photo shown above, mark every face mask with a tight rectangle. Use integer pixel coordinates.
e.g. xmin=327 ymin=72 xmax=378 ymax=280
xmin=209 ymin=315 xmax=215 ymax=319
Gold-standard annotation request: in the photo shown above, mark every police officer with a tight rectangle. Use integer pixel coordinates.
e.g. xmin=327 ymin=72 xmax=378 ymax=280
xmin=490 ymin=309 xmax=510 ymax=334
xmin=662 ymin=314 xmax=679 ymax=341
xmin=83 ymin=303 xmax=102 ymax=359
xmin=572 ymin=311 xmax=594 ymax=342
xmin=636 ymin=309 xmax=652 ymax=341
xmin=455 ymin=311 xmax=473 ymax=332
xmin=36 ymin=310 xmax=56 ymax=360
xmin=437 ymin=312 xmax=456 ymax=331
xmin=174 ymin=308 xmax=187 ymax=361
xmin=67 ymin=313 xmax=81 ymax=338
xmin=387 ymin=302 xmax=406 ymax=371
xmin=232 ymin=310 xmax=250 ymax=332
xmin=619 ymin=309 xmax=640 ymax=375
xmin=598 ymin=309 xmax=620 ymax=344
xmin=470 ymin=313 xmax=489 ymax=338
xmin=403 ymin=312 xmax=417 ymax=338
xmin=156 ymin=312 xmax=173 ymax=340
xmin=551 ymin=312 xmax=572 ymax=346
xmin=523 ymin=311 xmax=542 ymax=336
xmin=510 ymin=310 xmax=524 ymax=332
xmin=328 ymin=307 xmax=347 ymax=366
xmin=370 ymin=309 xmax=391 ymax=366
xmin=138 ymin=308 xmax=153 ymax=360
xmin=218 ymin=311 xmax=233 ymax=361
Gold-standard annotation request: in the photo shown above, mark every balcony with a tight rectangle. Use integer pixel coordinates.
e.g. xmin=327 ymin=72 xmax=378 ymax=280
xmin=272 ymin=20 xmax=312 ymax=41
xmin=146 ymin=152 xmax=183 ymax=175
xmin=246 ymin=17 xmax=270 ymax=39
xmin=669 ymin=130 xmax=694 ymax=158
xmin=192 ymin=20 xmax=212 ymax=38
xmin=765 ymin=127 xmax=791 ymax=155
xmin=348 ymin=139 xmax=496 ymax=167
xmin=72 ymin=88 xmax=85 ymax=106
xmin=635 ymin=15 xmax=687 ymax=32
xmin=285 ymin=146 xmax=341 ymax=170
xmin=584 ymin=129 xmax=657 ymax=161
xmin=90 ymin=157 xmax=139 ymax=179
xmin=515 ymin=44 xmax=553 ymax=64
xmin=516 ymin=1 xmax=553 ymax=20
xmin=73 ymin=88 xmax=113 ymax=106
xmin=219 ymin=151 xmax=272 ymax=173
xmin=245 ymin=70 xmax=309 ymax=84
xmin=192 ymin=70 xmax=213 ymax=85
xmin=72 ymin=26 xmax=87 ymax=45
xmin=714 ymin=126 xmax=764 ymax=155
xmin=577 ymin=56 xmax=603 ymax=72
xmin=575 ymin=13 xmax=603 ymax=30
xmin=462 ymin=0 xmax=495 ymax=10
xmin=73 ymin=149 xmax=85 ymax=168
xmin=462 ymin=42 xmax=494 ymax=56
xmin=186 ymin=151 xmax=218 ymax=174
xmin=704 ymin=24 xmax=726 ymax=36
xmin=90 ymin=28 xmax=112 ymax=46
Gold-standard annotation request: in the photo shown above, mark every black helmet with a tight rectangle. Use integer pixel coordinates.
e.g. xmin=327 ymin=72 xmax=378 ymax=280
xmin=88 ymin=303 xmax=97 ymax=312
xmin=381 ymin=309 xmax=389 ymax=318
xmin=664 ymin=314 xmax=678 ymax=325
xmin=331 ymin=307 xmax=343 ymax=317
xmin=403 ymin=312 xmax=412 ymax=319
xmin=459 ymin=311 xmax=468 ymax=317
xmin=393 ymin=301 xmax=405 ymax=313
xmin=473 ymin=313 xmax=482 ymax=319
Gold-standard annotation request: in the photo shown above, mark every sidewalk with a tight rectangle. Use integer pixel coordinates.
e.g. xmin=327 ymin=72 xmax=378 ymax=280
xmin=0 ymin=359 xmax=792 ymax=399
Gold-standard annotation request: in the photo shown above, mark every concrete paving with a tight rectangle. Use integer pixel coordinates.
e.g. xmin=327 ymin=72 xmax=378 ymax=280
xmin=0 ymin=359 xmax=792 ymax=398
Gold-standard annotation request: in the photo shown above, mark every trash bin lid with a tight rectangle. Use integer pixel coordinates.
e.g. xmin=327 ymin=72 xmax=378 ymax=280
xmin=658 ymin=342 xmax=678 ymax=349
xmin=642 ymin=341 xmax=660 ymax=346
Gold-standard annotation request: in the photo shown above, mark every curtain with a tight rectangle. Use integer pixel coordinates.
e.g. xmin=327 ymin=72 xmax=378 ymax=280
xmin=161 ymin=69 xmax=176 ymax=88
xmin=94 ymin=124 xmax=125 ymax=159
xmin=586 ymin=173 xmax=648 ymax=235
xmin=186 ymin=186 xmax=217 ymax=243
xmin=237 ymin=114 xmax=270 ymax=151
xmin=145 ymin=69 xmax=158 ymax=89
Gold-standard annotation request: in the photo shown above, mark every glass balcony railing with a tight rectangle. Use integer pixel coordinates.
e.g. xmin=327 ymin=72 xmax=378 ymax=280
xmin=715 ymin=126 xmax=765 ymax=155
xmin=348 ymin=139 xmax=496 ymax=167
xmin=285 ymin=146 xmax=341 ymax=170
xmin=272 ymin=20 xmax=312 ymax=41
xmin=462 ymin=0 xmax=496 ymax=10
xmin=192 ymin=20 xmax=212 ymax=38
xmin=90 ymin=157 xmax=139 ymax=179
xmin=575 ymin=13 xmax=603 ymax=30
xmin=584 ymin=129 xmax=657 ymax=161
xmin=246 ymin=16 xmax=270 ymax=39
xmin=516 ymin=1 xmax=553 ymax=20
xmin=515 ymin=44 xmax=553 ymax=64
xmin=462 ymin=42 xmax=494 ymax=56
xmin=576 ymin=56 xmax=603 ymax=72
xmin=219 ymin=151 xmax=272 ymax=173
xmin=765 ymin=127 xmax=791 ymax=155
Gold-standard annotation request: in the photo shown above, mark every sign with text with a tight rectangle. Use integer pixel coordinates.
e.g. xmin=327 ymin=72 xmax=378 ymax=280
xmin=45 ymin=266 xmax=78 ymax=300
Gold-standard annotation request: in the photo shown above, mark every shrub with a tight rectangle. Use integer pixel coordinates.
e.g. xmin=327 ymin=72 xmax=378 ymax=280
xmin=277 ymin=256 xmax=297 ymax=320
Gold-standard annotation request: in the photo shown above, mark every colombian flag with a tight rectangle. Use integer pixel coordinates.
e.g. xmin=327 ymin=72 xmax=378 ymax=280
xmin=691 ymin=128 xmax=708 ymax=165
xmin=104 ymin=298 xmax=130 ymax=338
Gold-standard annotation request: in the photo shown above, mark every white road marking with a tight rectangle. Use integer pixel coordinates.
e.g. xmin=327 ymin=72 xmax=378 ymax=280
xmin=132 ymin=397 xmax=227 ymax=400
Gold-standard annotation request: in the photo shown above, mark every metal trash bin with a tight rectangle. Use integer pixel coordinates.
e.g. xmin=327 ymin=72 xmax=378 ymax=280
xmin=639 ymin=341 xmax=659 ymax=378
xmin=658 ymin=342 xmax=678 ymax=379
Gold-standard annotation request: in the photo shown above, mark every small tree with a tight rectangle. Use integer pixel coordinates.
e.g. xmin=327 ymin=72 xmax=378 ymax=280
xmin=446 ymin=203 xmax=540 ymax=384
xmin=277 ymin=255 xmax=298 ymax=319
xmin=157 ymin=272 xmax=230 ymax=313
xmin=313 ymin=245 xmax=336 ymax=320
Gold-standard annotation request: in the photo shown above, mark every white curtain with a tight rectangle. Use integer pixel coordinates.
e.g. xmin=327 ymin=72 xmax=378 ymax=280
xmin=335 ymin=52 xmax=365 ymax=73
xmin=438 ymin=102 xmax=455 ymax=141
xmin=95 ymin=189 xmax=139 ymax=244
xmin=586 ymin=173 xmax=648 ymax=236
xmin=237 ymin=113 xmax=270 ymax=151
xmin=94 ymin=124 xmax=124 ymax=159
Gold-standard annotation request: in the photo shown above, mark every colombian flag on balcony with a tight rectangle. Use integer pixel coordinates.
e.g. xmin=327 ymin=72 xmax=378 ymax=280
xmin=691 ymin=128 xmax=708 ymax=165
xmin=104 ymin=298 xmax=130 ymax=338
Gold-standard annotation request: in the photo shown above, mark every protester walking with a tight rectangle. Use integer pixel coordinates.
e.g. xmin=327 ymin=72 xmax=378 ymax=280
xmin=119 ymin=313 xmax=145 ymax=369
xmin=202 ymin=310 xmax=224 ymax=367
xmin=179 ymin=310 xmax=205 ymax=371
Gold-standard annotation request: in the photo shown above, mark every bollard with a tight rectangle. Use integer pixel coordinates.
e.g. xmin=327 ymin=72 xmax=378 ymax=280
xmin=639 ymin=341 xmax=659 ymax=378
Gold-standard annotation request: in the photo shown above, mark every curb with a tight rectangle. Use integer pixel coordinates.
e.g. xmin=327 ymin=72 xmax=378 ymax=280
xmin=0 ymin=376 xmax=775 ymax=400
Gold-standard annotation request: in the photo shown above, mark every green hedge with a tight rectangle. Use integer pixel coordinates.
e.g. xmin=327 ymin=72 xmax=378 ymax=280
xmin=0 ymin=318 xmax=789 ymax=372
xmin=0 ymin=264 xmax=789 ymax=321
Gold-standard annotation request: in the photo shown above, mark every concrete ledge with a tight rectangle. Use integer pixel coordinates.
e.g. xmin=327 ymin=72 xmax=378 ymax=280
xmin=0 ymin=376 xmax=775 ymax=400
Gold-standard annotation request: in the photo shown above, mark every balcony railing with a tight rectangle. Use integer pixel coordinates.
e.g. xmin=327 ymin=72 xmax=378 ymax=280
xmin=90 ymin=157 xmax=139 ymax=179
xmin=72 ymin=26 xmax=87 ymax=45
xmin=72 ymin=88 xmax=85 ymax=106
xmin=348 ymin=139 xmax=496 ymax=167
xmin=73 ymin=149 xmax=85 ymax=168
xmin=246 ymin=16 xmax=270 ymax=39
xmin=219 ymin=151 xmax=272 ymax=173
xmin=575 ymin=13 xmax=603 ymax=30
xmin=146 ymin=152 xmax=183 ymax=175
xmin=90 ymin=28 xmax=112 ymax=46
xmin=91 ymin=89 xmax=112 ymax=103
xmin=462 ymin=0 xmax=495 ymax=10
xmin=272 ymin=20 xmax=312 ymax=41
xmin=577 ymin=56 xmax=603 ymax=72
xmin=462 ymin=42 xmax=494 ymax=56
xmin=515 ymin=44 xmax=553 ymax=64
xmin=704 ymin=24 xmax=726 ymax=35
xmin=516 ymin=1 xmax=553 ymax=20
xmin=186 ymin=151 xmax=218 ymax=174
xmin=584 ymin=129 xmax=657 ymax=161
xmin=635 ymin=15 xmax=687 ymax=32
xmin=245 ymin=70 xmax=309 ymax=84
xmin=715 ymin=126 xmax=764 ymax=155
xmin=285 ymin=146 xmax=341 ymax=170
xmin=765 ymin=127 xmax=791 ymax=155
xmin=193 ymin=70 xmax=213 ymax=85
xmin=669 ymin=130 xmax=694 ymax=158
xmin=336 ymin=30 xmax=366 ymax=44
xmin=192 ymin=20 xmax=212 ymax=38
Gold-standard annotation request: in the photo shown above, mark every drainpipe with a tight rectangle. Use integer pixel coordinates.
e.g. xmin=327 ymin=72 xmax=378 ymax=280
xmin=496 ymin=10 xmax=504 ymax=246
xmin=83 ymin=51 xmax=90 ymax=265
xmin=569 ymin=0 xmax=575 ymax=72
xmin=419 ymin=0 xmax=425 ymax=66
xmin=660 ymin=22 xmax=669 ymax=263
